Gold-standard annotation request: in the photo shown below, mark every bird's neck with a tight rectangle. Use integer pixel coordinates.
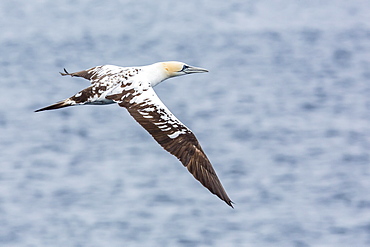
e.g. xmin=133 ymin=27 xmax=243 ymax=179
xmin=143 ymin=63 xmax=171 ymax=87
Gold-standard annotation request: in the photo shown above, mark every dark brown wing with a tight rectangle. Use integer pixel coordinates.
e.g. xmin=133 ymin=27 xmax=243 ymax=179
xmin=60 ymin=66 xmax=102 ymax=81
xmin=107 ymin=87 xmax=233 ymax=207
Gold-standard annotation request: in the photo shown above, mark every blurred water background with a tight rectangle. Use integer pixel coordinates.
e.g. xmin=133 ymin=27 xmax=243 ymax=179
xmin=1 ymin=1 xmax=370 ymax=246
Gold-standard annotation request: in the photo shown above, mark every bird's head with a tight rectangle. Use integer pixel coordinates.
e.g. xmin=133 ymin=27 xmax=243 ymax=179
xmin=161 ymin=61 xmax=208 ymax=78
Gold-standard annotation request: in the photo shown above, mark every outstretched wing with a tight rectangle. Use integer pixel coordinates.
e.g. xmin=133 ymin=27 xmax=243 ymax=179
xmin=107 ymin=86 xmax=233 ymax=207
xmin=35 ymin=66 xmax=142 ymax=112
xmin=60 ymin=65 xmax=141 ymax=85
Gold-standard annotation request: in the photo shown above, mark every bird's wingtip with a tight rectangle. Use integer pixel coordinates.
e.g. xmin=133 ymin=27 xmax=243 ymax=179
xmin=227 ymin=200 xmax=235 ymax=208
xmin=59 ymin=68 xmax=70 ymax=76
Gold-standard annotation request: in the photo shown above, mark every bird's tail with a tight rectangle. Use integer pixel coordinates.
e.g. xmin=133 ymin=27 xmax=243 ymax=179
xmin=35 ymin=99 xmax=75 ymax=112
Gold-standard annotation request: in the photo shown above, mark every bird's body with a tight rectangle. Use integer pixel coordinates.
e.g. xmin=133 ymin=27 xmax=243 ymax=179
xmin=35 ymin=61 xmax=233 ymax=207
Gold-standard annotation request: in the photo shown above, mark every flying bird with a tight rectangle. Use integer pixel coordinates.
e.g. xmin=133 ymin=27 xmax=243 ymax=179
xmin=35 ymin=61 xmax=233 ymax=207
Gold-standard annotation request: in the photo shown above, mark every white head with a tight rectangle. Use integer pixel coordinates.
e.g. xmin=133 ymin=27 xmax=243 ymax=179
xmin=146 ymin=61 xmax=208 ymax=87
xmin=160 ymin=61 xmax=208 ymax=78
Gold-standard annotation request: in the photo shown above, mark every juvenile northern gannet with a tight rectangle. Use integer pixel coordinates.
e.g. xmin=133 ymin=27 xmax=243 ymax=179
xmin=35 ymin=61 xmax=233 ymax=207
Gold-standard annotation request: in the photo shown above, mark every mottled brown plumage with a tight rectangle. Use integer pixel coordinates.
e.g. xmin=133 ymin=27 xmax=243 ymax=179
xmin=108 ymin=89 xmax=233 ymax=207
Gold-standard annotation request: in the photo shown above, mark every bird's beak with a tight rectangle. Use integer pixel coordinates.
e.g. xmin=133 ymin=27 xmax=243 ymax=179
xmin=184 ymin=66 xmax=209 ymax=74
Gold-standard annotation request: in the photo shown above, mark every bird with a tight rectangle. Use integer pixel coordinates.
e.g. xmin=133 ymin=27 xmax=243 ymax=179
xmin=35 ymin=61 xmax=233 ymax=208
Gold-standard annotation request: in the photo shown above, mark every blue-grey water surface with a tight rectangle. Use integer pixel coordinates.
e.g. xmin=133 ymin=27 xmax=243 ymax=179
xmin=1 ymin=1 xmax=370 ymax=246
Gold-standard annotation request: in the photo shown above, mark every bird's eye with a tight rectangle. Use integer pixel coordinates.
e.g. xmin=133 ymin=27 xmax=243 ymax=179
xmin=181 ymin=65 xmax=190 ymax=71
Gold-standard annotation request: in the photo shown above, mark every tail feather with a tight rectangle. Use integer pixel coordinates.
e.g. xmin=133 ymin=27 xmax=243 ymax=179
xmin=35 ymin=99 xmax=74 ymax=112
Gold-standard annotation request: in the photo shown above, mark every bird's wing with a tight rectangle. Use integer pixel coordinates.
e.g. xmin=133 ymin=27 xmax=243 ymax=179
xmin=35 ymin=66 xmax=141 ymax=112
xmin=106 ymin=86 xmax=233 ymax=207
xmin=60 ymin=65 xmax=141 ymax=85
